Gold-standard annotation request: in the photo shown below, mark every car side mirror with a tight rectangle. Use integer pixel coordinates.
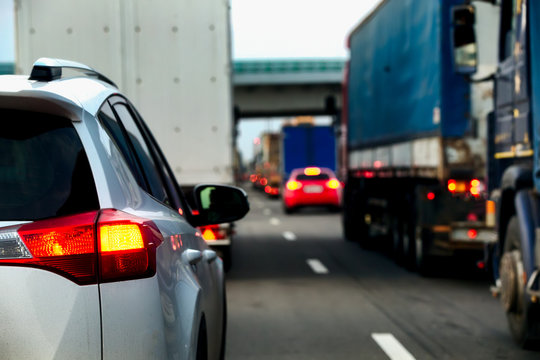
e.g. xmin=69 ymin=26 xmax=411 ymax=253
xmin=451 ymin=5 xmax=478 ymax=75
xmin=190 ymin=184 xmax=249 ymax=227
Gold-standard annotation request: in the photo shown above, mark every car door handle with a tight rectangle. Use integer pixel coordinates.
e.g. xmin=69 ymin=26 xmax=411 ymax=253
xmin=203 ymin=249 xmax=218 ymax=263
xmin=182 ymin=249 xmax=203 ymax=265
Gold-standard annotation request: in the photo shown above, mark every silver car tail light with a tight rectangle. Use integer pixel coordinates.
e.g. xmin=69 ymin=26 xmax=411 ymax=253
xmin=0 ymin=227 xmax=32 ymax=259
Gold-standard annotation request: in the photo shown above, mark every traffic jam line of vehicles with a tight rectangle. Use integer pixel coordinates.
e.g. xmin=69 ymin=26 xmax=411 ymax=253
xmin=340 ymin=0 xmax=540 ymax=348
xmin=0 ymin=58 xmax=249 ymax=359
xmin=249 ymin=118 xmax=342 ymax=214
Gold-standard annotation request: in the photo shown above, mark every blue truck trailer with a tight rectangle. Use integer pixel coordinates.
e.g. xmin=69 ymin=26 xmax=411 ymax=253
xmin=281 ymin=123 xmax=336 ymax=180
xmin=341 ymin=0 xmax=498 ymax=273
xmin=451 ymin=0 xmax=540 ymax=348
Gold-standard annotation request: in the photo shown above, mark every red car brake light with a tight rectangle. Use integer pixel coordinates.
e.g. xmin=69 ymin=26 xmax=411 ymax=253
xmin=304 ymin=167 xmax=321 ymax=176
xmin=326 ymin=179 xmax=340 ymax=189
xmin=286 ymin=180 xmax=303 ymax=191
xmin=199 ymin=225 xmax=227 ymax=241
xmin=97 ymin=209 xmax=162 ymax=282
xmin=0 ymin=209 xmax=163 ymax=285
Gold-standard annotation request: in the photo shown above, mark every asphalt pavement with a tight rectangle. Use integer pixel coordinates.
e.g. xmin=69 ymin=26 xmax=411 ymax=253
xmin=225 ymin=186 xmax=539 ymax=359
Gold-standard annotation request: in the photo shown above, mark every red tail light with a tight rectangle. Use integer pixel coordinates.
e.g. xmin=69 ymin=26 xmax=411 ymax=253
xmin=286 ymin=180 xmax=302 ymax=191
xmin=0 ymin=209 xmax=163 ymax=285
xmin=199 ymin=225 xmax=227 ymax=241
xmin=326 ymin=179 xmax=341 ymax=189
xmin=97 ymin=209 xmax=162 ymax=282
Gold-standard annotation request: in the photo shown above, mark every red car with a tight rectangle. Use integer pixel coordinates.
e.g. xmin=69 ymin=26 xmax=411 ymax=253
xmin=283 ymin=167 xmax=342 ymax=213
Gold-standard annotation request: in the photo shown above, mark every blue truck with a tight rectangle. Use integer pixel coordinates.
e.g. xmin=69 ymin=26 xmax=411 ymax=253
xmin=341 ymin=0 xmax=498 ymax=273
xmin=281 ymin=123 xmax=336 ymax=180
xmin=451 ymin=0 xmax=540 ymax=348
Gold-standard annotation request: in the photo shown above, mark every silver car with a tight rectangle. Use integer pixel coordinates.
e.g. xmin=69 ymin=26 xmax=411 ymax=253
xmin=0 ymin=58 xmax=248 ymax=359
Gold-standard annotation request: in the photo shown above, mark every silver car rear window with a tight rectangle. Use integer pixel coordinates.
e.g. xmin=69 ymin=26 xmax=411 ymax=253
xmin=0 ymin=109 xmax=99 ymax=221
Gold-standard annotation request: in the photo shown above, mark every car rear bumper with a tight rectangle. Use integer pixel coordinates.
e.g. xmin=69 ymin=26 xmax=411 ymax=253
xmin=284 ymin=190 xmax=341 ymax=208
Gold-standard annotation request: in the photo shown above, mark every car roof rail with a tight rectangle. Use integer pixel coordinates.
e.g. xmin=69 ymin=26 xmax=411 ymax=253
xmin=29 ymin=57 xmax=118 ymax=88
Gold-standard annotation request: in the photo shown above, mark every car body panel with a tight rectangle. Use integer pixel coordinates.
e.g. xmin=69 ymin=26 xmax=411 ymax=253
xmin=0 ymin=268 xmax=101 ymax=360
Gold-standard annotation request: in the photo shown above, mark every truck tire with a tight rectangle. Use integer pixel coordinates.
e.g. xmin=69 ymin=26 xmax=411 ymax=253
xmin=500 ymin=216 xmax=540 ymax=348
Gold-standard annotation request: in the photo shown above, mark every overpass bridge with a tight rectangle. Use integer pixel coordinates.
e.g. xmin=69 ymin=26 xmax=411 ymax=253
xmin=233 ymin=59 xmax=344 ymax=120
xmin=1 ymin=59 xmax=345 ymax=120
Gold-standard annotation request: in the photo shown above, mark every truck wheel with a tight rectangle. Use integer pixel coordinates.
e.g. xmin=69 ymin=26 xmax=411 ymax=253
xmin=415 ymin=226 xmax=432 ymax=276
xmin=500 ymin=216 xmax=540 ymax=348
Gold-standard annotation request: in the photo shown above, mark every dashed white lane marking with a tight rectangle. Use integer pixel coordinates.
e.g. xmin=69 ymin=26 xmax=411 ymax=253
xmin=282 ymin=231 xmax=297 ymax=241
xmin=371 ymin=333 xmax=416 ymax=360
xmin=306 ymin=258 xmax=329 ymax=274
xmin=269 ymin=217 xmax=281 ymax=226
xmin=262 ymin=208 xmax=272 ymax=216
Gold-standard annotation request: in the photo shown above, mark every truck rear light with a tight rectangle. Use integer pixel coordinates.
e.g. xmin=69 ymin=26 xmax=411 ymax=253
xmin=469 ymin=179 xmax=483 ymax=197
xmin=468 ymin=229 xmax=478 ymax=239
xmin=326 ymin=179 xmax=341 ymax=189
xmin=486 ymin=200 xmax=496 ymax=227
xmin=0 ymin=210 xmax=163 ymax=285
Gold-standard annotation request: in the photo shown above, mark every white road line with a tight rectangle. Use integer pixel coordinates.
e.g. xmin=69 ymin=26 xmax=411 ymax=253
xmin=371 ymin=333 xmax=416 ymax=360
xmin=269 ymin=217 xmax=281 ymax=226
xmin=262 ymin=208 xmax=272 ymax=216
xmin=306 ymin=258 xmax=329 ymax=274
xmin=282 ymin=231 xmax=297 ymax=241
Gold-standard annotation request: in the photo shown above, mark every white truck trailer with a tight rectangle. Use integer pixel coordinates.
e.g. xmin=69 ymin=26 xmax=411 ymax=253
xmin=14 ymin=0 xmax=236 ymax=268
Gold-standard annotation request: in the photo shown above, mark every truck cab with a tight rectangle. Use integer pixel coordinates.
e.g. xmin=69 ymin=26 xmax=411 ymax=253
xmin=452 ymin=0 xmax=540 ymax=348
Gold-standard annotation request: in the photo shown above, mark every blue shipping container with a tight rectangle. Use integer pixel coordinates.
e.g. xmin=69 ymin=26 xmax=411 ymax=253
xmin=282 ymin=125 xmax=336 ymax=178
xmin=347 ymin=0 xmax=470 ymax=149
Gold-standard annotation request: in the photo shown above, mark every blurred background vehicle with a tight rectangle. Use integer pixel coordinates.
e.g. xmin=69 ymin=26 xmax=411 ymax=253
xmin=340 ymin=0 xmax=499 ymax=275
xmin=450 ymin=0 xmax=540 ymax=348
xmin=283 ymin=167 xmax=342 ymax=214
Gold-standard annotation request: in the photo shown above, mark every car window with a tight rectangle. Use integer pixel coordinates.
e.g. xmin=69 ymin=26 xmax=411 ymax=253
xmin=97 ymin=102 xmax=148 ymax=190
xmin=131 ymin=107 xmax=187 ymax=214
xmin=296 ymin=174 xmax=330 ymax=181
xmin=0 ymin=109 xmax=99 ymax=221
xmin=111 ymin=102 xmax=169 ymax=205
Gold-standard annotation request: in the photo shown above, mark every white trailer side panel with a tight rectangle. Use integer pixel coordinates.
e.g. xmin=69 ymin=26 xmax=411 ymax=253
xmin=15 ymin=0 xmax=233 ymax=186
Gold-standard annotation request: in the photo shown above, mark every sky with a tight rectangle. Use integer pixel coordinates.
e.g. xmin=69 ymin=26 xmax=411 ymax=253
xmin=230 ymin=0 xmax=381 ymax=60
xmin=0 ymin=0 xmax=14 ymax=62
